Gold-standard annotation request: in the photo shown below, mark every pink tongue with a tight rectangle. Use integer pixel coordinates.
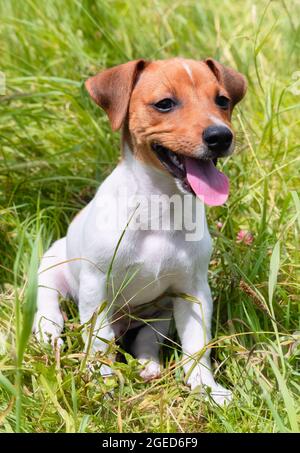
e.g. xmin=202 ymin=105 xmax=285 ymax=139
xmin=185 ymin=157 xmax=229 ymax=206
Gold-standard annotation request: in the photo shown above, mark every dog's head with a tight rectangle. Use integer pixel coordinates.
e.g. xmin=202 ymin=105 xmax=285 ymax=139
xmin=85 ymin=58 xmax=247 ymax=206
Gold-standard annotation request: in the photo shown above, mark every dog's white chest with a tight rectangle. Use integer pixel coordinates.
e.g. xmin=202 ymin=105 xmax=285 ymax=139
xmin=66 ymin=152 xmax=212 ymax=307
xmin=94 ymin=222 xmax=211 ymax=310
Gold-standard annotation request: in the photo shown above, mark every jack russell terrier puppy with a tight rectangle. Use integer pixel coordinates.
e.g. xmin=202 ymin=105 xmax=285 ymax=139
xmin=34 ymin=57 xmax=247 ymax=405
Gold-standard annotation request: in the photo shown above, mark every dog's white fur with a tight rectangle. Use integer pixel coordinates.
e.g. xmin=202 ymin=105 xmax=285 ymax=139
xmin=34 ymin=141 xmax=232 ymax=405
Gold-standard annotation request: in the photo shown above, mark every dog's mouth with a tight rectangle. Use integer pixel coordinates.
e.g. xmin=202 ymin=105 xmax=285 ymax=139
xmin=151 ymin=143 xmax=229 ymax=206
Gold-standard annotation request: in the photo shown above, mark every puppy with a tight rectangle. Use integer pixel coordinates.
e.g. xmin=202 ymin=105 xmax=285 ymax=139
xmin=34 ymin=58 xmax=246 ymax=405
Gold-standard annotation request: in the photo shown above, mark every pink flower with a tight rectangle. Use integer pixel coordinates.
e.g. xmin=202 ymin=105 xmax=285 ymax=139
xmin=236 ymin=230 xmax=254 ymax=245
xmin=216 ymin=221 xmax=223 ymax=230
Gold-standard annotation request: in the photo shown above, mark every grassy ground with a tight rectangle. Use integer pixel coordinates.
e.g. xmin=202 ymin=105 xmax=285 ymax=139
xmin=0 ymin=0 xmax=299 ymax=433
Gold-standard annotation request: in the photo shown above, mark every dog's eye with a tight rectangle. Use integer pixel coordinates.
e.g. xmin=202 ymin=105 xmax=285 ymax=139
xmin=153 ymin=98 xmax=177 ymax=112
xmin=215 ymin=95 xmax=230 ymax=110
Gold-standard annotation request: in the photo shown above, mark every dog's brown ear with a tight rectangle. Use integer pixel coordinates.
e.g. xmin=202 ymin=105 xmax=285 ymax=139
xmin=204 ymin=58 xmax=247 ymax=110
xmin=85 ymin=59 xmax=147 ymax=131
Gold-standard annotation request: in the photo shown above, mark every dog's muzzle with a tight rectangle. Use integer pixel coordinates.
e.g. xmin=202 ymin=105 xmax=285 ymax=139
xmin=202 ymin=125 xmax=233 ymax=155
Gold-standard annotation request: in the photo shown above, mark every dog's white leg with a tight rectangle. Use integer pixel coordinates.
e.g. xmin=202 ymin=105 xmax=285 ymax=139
xmin=173 ymin=280 xmax=232 ymax=406
xmin=34 ymin=238 xmax=68 ymax=347
xmin=131 ymin=317 xmax=170 ymax=381
xmin=79 ymin=269 xmax=115 ymax=377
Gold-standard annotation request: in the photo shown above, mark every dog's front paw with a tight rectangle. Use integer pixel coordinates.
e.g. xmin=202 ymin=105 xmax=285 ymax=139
xmin=86 ymin=362 xmax=113 ymax=378
xmin=206 ymin=384 xmax=232 ymax=406
xmin=100 ymin=363 xmax=113 ymax=378
xmin=139 ymin=359 xmax=161 ymax=381
xmin=34 ymin=314 xmax=64 ymax=349
xmin=186 ymin=368 xmax=232 ymax=406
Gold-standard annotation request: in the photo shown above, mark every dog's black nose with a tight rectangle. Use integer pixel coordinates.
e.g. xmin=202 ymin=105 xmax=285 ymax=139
xmin=203 ymin=125 xmax=233 ymax=153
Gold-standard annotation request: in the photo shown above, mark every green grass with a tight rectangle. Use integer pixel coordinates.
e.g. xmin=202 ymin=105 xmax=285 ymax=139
xmin=0 ymin=0 xmax=299 ymax=433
